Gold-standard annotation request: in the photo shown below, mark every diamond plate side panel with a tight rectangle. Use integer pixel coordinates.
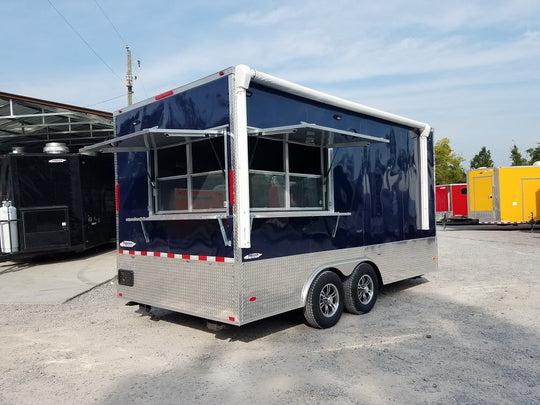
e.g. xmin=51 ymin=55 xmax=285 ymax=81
xmin=117 ymin=255 xmax=237 ymax=323
xmin=117 ymin=237 xmax=437 ymax=326
xmin=239 ymin=237 xmax=437 ymax=324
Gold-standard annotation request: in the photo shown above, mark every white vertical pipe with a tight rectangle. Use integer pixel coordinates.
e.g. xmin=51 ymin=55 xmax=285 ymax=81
xmin=419 ymin=124 xmax=431 ymax=230
xmin=232 ymin=65 xmax=253 ymax=248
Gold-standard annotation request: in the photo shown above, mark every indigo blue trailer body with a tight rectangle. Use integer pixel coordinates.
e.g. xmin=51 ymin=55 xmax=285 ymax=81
xmin=82 ymin=65 xmax=437 ymax=328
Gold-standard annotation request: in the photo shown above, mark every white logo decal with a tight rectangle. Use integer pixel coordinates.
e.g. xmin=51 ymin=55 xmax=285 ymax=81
xmin=244 ymin=253 xmax=262 ymax=260
xmin=48 ymin=158 xmax=67 ymax=163
xmin=120 ymin=241 xmax=136 ymax=248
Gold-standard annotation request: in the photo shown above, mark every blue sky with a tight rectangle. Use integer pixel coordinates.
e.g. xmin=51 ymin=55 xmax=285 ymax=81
xmin=2 ymin=0 xmax=539 ymax=167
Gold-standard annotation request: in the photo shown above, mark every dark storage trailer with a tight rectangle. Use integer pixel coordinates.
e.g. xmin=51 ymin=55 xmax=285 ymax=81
xmin=82 ymin=65 xmax=437 ymax=329
xmin=0 ymin=150 xmax=115 ymax=257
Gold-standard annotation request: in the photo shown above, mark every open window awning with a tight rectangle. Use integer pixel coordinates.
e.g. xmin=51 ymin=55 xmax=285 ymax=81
xmin=248 ymin=123 xmax=389 ymax=148
xmin=79 ymin=126 xmax=228 ymax=153
xmin=80 ymin=123 xmax=388 ymax=153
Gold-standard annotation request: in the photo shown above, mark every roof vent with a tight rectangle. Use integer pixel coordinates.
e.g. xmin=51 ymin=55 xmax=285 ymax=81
xmin=43 ymin=142 xmax=69 ymax=154
xmin=533 ymin=161 xmax=540 ymax=167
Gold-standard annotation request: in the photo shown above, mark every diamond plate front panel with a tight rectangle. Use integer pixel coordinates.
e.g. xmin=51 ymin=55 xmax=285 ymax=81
xmin=118 ymin=254 xmax=238 ymax=324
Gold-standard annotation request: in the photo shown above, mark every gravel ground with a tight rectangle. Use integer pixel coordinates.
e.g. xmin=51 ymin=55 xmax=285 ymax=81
xmin=0 ymin=226 xmax=539 ymax=405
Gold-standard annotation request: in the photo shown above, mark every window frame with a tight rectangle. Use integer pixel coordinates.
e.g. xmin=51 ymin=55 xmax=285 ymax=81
xmin=246 ymin=123 xmax=388 ymax=215
xmin=152 ymin=135 xmax=228 ymax=215
xmin=248 ymin=138 xmax=328 ymax=212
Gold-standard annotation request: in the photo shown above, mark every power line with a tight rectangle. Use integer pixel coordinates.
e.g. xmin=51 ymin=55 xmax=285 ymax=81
xmin=85 ymin=93 xmax=125 ymax=108
xmin=93 ymin=0 xmax=127 ymax=46
xmin=47 ymin=0 xmax=123 ymax=83
xmin=93 ymin=1 xmax=148 ymax=103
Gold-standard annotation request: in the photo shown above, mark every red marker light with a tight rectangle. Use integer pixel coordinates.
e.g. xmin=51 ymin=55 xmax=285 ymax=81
xmin=229 ymin=169 xmax=235 ymax=206
xmin=229 ymin=316 xmax=235 ymax=322
xmin=249 ymin=296 xmax=257 ymax=302
xmin=219 ymin=71 xmax=225 ymax=76
xmin=118 ymin=293 xmax=123 ymax=297
xmin=155 ymin=90 xmax=174 ymax=100
xmin=115 ymin=183 xmax=120 ymax=212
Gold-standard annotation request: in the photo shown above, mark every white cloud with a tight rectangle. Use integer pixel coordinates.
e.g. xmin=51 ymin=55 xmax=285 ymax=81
xmin=3 ymin=0 xmax=539 ymax=166
xmin=224 ymin=5 xmax=301 ymax=26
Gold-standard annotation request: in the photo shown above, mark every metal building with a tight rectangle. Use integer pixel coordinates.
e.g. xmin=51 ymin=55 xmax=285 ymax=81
xmin=0 ymin=92 xmax=115 ymax=258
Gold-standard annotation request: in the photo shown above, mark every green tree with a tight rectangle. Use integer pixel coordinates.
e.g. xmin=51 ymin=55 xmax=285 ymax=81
xmin=526 ymin=143 xmax=540 ymax=164
xmin=470 ymin=146 xmax=494 ymax=169
xmin=510 ymin=145 xmax=528 ymax=166
xmin=434 ymin=137 xmax=466 ymax=185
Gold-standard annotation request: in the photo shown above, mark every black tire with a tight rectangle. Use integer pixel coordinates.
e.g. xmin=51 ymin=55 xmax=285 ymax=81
xmin=343 ymin=263 xmax=378 ymax=314
xmin=304 ymin=271 xmax=344 ymax=329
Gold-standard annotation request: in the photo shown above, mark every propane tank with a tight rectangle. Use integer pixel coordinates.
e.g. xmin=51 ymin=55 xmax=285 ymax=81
xmin=0 ymin=201 xmax=19 ymax=253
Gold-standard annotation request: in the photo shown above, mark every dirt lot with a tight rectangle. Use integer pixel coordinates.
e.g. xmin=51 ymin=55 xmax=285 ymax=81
xmin=0 ymin=226 xmax=539 ymax=405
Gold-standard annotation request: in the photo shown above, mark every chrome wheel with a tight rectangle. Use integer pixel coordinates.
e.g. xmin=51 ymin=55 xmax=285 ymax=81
xmin=357 ymin=274 xmax=374 ymax=305
xmin=344 ymin=263 xmax=379 ymax=314
xmin=319 ymin=283 xmax=340 ymax=317
xmin=304 ymin=271 xmax=344 ymax=328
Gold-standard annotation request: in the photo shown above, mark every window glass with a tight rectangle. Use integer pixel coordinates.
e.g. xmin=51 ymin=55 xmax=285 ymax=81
xmin=249 ymin=138 xmax=283 ymax=171
xmin=157 ymin=144 xmax=187 ymax=177
xmin=250 ymin=172 xmax=286 ymax=208
xmin=192 ymin=138 xmax=225 ymax=173
xmin=156 ymin=178 xmax=188 ymax=211
xmin=192 ymin=173 xmax=226 ymax=209
xmin=289 ymin=143 xmax=321 ymax=175
xmin=290 ymin=175 xmax=323 ymax=208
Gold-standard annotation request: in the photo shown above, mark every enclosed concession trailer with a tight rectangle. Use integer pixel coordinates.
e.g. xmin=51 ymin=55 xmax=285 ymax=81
xmin=82 ymin=65 xmax=437 ymax=328
xmin=435 ymin=183 xmax=468 ymax=220
xmin=468 ymin=166 xmax=540 ymax=224
xmin=0 ymin=149 xmax=115 ymax=257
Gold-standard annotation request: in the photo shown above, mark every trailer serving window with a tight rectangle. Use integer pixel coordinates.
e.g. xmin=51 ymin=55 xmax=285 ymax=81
xmin=154 ymin=137 xmax=226 ymax=213
xmin=78 ymin=126 xmax=229 ymax=218
xmin=79 ymin=124 xmax=388 ymax=220
xmin=247 ymin=124 xmax=389 ymax=214
xmin=248 ymin=137 xmax=325 ymax=210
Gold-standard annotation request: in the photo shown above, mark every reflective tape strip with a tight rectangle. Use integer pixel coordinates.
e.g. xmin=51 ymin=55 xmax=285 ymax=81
xmin=118 ymin=249 xmax=233 ymax=263
xmin=479 ymin=221 xmax=523 ymax=225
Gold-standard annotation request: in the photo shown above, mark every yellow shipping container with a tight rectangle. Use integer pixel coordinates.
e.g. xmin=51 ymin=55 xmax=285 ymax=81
xmin=468 ymin=166 xmax=540 ymax=223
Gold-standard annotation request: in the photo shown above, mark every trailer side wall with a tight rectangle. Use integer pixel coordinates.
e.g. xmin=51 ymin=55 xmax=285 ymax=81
xmin=241 ymin=83 xmax=435 ymax=261
xmin=498 ymin=167 xmax=540 ymax=222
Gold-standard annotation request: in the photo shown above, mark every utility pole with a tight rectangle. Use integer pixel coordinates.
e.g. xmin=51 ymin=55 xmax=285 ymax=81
xmin=126 ymin=46 xmax=134 ymax=106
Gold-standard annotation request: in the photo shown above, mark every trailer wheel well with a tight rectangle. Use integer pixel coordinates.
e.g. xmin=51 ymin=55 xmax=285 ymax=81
xmin=332 ymin=261 xmax=383 ymax=286
xmin=360 ymin=261 xmax=383 ymax=288
xmin=327 ymin=267 xmax=344 ymax=280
